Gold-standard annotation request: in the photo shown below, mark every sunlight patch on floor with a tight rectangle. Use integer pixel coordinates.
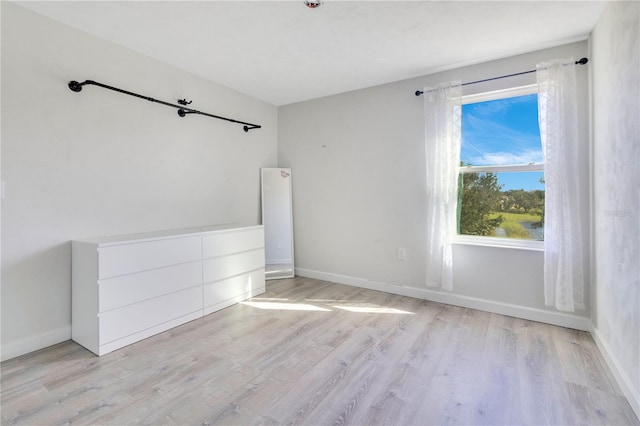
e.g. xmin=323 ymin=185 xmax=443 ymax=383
xmin=245 ymin=297 xmax=415 ymax=314
xmin=241 ymin=301 xmax=331 ymax=312
xmin=331 ymin=305 xmax=415 ymax=315
xmin=251 ymin=297 xmax=291 ymax=302
xmin=308 ymin=298 xmax=415 ymax=315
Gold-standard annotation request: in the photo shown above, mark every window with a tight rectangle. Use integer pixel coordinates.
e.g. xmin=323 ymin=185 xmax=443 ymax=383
xmin=456 ymin=85 xmax=544 ymax=248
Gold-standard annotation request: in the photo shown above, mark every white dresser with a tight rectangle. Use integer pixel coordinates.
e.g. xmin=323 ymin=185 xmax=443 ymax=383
xmin=72 ymin=225 xmax=265 ymax=356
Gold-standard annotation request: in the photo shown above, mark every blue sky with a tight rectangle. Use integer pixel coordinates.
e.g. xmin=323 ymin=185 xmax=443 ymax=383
xmin=461 ymin=94 xmax=544 ymax=191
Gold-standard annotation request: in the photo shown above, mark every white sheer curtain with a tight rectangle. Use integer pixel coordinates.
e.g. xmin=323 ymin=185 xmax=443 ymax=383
xmin=424 ymin=81 xmax=462 ymax=291
xmin=537 ymin=58 xmax=585 ymax=311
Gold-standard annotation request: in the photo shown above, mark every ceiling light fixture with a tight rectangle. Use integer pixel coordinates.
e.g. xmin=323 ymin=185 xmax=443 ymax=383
xmin=303 ymin=0 xmax=323 ymax=9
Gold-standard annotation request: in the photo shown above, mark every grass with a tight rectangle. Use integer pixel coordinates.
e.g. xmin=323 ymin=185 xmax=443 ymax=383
xmin=500 ymin=222 xmax=531 ymax=239
xmin=489 ymin=211 xmax=543 ymax=240
xmin=489 ymin=212 xmax=542 ymax=223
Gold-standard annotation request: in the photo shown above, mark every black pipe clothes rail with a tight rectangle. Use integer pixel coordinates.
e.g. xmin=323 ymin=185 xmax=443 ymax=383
xmin=68 ymin=80 xmax=261 ymax=132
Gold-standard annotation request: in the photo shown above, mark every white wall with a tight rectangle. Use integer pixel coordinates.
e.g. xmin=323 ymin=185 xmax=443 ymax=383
xmin=590 ymin=0 xmax=640 ymax=415
xmin=0 ymin=2 xmax=278 ymax=360
xmin=279 ymin=41 xmax=591 ymax=329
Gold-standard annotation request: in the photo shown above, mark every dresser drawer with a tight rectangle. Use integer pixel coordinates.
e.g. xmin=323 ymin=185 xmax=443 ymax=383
xmin=203 ymin=269 xmax=265 ymax=311
xmin=203 ymin=249 xmax=265 ymax=283
xmin=202 ymin=227 xmax=264 ymax=258
xmin=98 ymin=236 xmax=201 ymax=279
xmin=99 ymin=286 xmax=202 ymax=345
xmin=98 ymin=261 xmax=202 ymax=312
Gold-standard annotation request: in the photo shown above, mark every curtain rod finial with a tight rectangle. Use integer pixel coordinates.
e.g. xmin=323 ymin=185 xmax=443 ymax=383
xmin=576 ymin=57 xmax=588 ymax=65
xmin=68 ymin=81 xmax=83 ymax=92
xmin=415 ymin=90 xmax=423 ymax=97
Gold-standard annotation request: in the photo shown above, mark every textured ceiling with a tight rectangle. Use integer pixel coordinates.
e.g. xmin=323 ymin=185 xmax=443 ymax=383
xmin=16 ymin=1 xmax=606 ymax=106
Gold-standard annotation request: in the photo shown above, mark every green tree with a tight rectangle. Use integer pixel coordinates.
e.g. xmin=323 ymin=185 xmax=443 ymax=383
xmin=532 ymin=179 xmax=545 ymax=228
xmin=508 ymin=189 xmax=539 ymax=213
xmin=458 ymin=172 xmax=505 ymax=236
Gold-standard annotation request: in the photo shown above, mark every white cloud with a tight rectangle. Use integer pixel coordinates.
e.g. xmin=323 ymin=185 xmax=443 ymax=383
xmin=467 ymin=149 xmax=543 ymax=166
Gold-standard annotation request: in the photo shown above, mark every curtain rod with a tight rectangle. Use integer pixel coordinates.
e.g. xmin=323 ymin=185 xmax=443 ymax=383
xmin=414 ymin=57 xmax=588 ymax=97
xmin=68 ymin=79 xmax=261 ymax=132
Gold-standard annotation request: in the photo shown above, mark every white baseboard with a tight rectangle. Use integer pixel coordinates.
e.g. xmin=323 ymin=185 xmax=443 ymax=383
xmin=591 ymin=327 xmax=640 ymax=419
xmin=295 ymin=267 xmax=592 ymax=331
xmin=1 ymin=326 xmax=71 ymax=361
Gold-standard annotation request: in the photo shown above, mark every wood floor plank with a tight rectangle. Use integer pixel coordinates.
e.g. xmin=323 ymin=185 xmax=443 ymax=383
xmin=2 ymin=277 xmax=638 ymax=425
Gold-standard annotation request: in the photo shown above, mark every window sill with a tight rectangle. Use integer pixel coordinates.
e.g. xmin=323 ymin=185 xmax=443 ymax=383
xmin=453 ymin=235 xmax=544 ymax=252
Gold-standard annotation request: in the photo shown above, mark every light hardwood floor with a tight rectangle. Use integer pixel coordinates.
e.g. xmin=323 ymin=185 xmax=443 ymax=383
xmin=2 ymin=277 xmax=638 ymax=425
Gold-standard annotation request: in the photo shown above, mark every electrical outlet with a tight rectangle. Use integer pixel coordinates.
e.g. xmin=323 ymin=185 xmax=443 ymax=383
xmin=397 ymin=247 xmax=406 ymax=260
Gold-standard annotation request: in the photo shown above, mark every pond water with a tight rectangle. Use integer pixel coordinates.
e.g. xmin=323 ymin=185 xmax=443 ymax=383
xmin=520 ymin=221 xmax=544 ymax=241
xmin=494 ymin=222 xmax=544 ymax=241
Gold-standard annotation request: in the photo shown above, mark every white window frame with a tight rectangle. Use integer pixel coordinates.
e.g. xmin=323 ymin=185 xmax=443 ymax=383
xmin=454 ymin=84 xmax=544 ymax=251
